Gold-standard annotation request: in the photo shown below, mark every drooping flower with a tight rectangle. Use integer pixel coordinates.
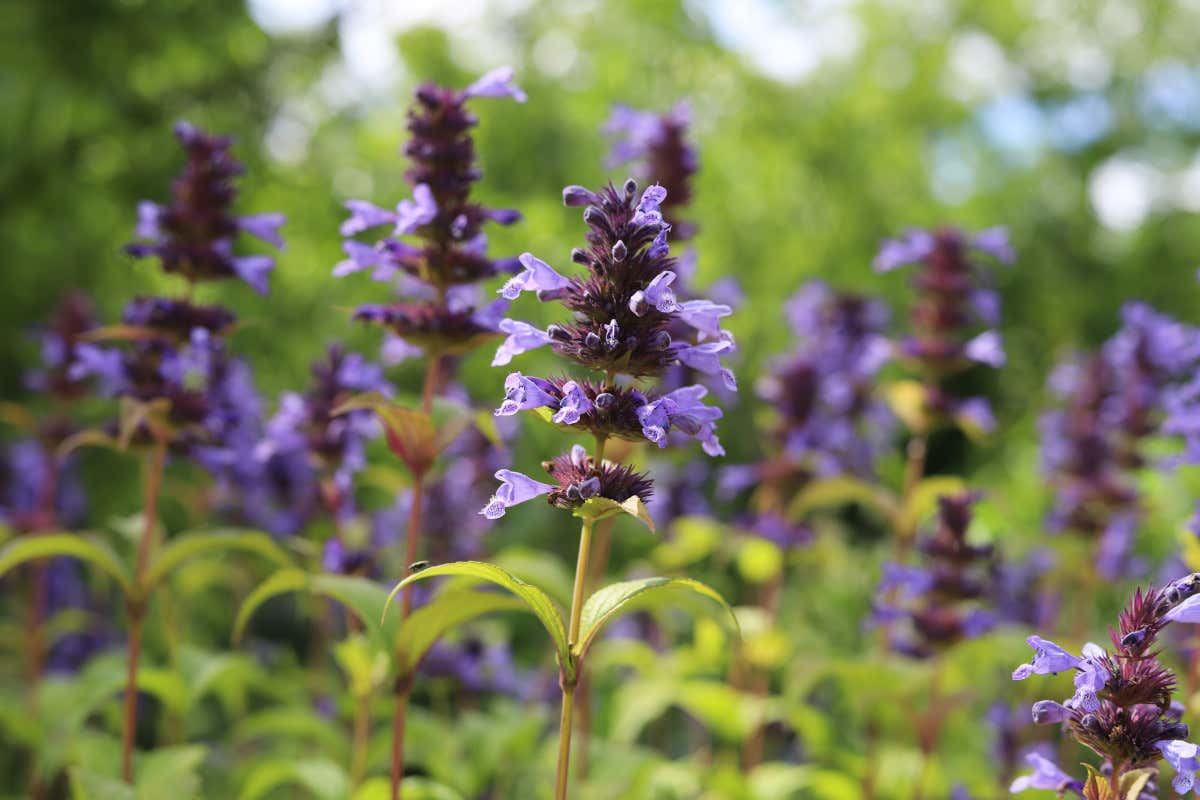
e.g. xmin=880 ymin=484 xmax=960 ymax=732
xmin=1009 ymin=752 xmax=1083 ymax=795
xmin=335 ymin=68 xmax=524 ymax=363
xmin=126 ymin=122 xmax=284 ymax=295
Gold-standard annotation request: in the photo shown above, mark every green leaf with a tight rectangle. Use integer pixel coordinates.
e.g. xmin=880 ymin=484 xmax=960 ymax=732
xmin=1121 ymin=769 xmax=1154 ymax=800
xmin=232 ymin=569 xmax=309 ymax=643
xmin=385 ymin=561 xmax=571 ymax=679
xmin=897 ymin=476 xmax=968 ymax=534
xmin=573 ymin=495 xmax=656 ymax=532
xmin=238 ymin=758 xmax=348 ymax=800
xmin=653 ymin=515 xmax=722 ymax=569
xmin=143 ymin=529 xmax=292 ymax=592
xmin=333 ymin=634 xmax=390 ymax=697
xmin=788 ymin=476 xmax=896 ymax=520
xmin=353 ymin=777 xmax=464 ymax=800
xmin=0 ymin=534 xmax=132 ymax=595
xmin=232 ymin=570 xmax=394 ymax=643
xmin=70 ymin=767 xmax=135 ymax=800
xmin=136 ymin=745 xmax=207 ymax=800
xmin=575 ymin=576 xmax=739 ymax=659
xmin=393 ymin=589 xmax=525 ymax=675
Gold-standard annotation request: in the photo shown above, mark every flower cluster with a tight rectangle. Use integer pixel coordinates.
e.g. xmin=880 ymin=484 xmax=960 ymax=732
xmin=239 ymin=346 xmax=392 ymax=538
xmin=1010 ymin=573 xmax=1200 ymax=794
xmin=482 ymin=179 xmax=735 ymax=519
xmin=126 ymin=122 xmax=284 ymax=295
xmin=24 ymin=291 xmax=103 ymax=402
xmin=874 ymin=226 xmax=1015 ymax=434
xmin=1041 ymin=303 xmax=1200 ymax=576
xmin=335 ymin=68 xmax=524 ymax=364
xmin=68 ymin=123 xmax=281 ymax=465
xmin=717 ymin=281 xmax=892 ymax=547
xmin=871 ymin=492 xmax=997 ymax=657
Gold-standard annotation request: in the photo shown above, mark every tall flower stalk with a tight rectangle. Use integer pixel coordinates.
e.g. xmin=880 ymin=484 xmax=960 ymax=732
xmin=334 ymin=66 xmax=524 ymax=800
xmin=383 ymin=178 xmax=737 ymax=799
xmin=68 ymin=122 xmax=283 ymax=781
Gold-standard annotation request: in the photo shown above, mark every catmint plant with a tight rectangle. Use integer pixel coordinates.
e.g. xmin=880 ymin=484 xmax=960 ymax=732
xmin=0 ymin=121 xmax=284 ymax=784
xmin=331 ymin=66 xmax=524 ymax=800
xmin=1043 ymin=304 xmax=1200 ymax=579
xmin=385 ymin=178 xmax=738 ymax=799
xmin=874 ymin=226 xmax=1013 ymax=516
xmin=1010 ymin=573 xmax=1200 ymax=796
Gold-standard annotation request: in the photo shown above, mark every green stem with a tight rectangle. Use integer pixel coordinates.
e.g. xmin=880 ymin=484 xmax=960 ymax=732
xmin=556 ymin=515 xmax=595 ymax=799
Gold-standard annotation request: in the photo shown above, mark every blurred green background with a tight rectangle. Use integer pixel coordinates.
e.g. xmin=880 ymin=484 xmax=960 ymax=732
xmin=6 ymin=0 xmax=1200 ymax=415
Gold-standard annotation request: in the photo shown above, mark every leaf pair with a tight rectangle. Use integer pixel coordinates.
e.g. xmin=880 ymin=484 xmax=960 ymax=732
xmin=0 ymin=529 xmax=291 ymax=603
xmin=383 ymin=561 xmax=739 ymax=684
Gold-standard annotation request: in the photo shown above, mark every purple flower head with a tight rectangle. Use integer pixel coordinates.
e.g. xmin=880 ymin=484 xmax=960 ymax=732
xmin=494 ymin=181 xmax=735 ymax=389
xmin=126 ymin=122 xmax=284 ymax=294
xmin=25 ymin=291 xmax=102 ymax=400
xmin=336 ymin=72 xmax=524 ymax=364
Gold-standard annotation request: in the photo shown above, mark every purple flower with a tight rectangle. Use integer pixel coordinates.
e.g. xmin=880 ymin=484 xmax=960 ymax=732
xmin=499 ymin=253 xmax=573 ymax=301
xmin=964 ymin=330 xmax=1006 ymax=368
xmin=1030 ymin=700 xmax=1069 ymax=725
xmin=629 ymin=271 xmax=679 ymax=315
xmin=492 ymin=319 xmax=552 ymax=366
xmin=603 ymin=101 xmax=698 ymax=239
xmin=552 ymin=381 xmax=593 ymax=425
xmin=1069 ymin=643 xmax=1109 ymax=711
xmin=394 ymin=184 xmax=438 ymax=235
xmin=675 ymin=341 xmax=737 ymax=392
xmin=495 ymin=372 xmax=558 ymax=417
xmin=1157 ymin=740 xmax=1200 ymax=793
xmin=872 ymin=229 xmax=935 ymax=272
xmin=480 ymin=469 xmax=557 ymax=519
xmin=1012 ymin=636 xmax=1082 ymax=680
xmin=1009 ymin=753 xmax=1083 ymax=795
xmin=676 ymin=299 xmax=732 ymax=338
xmin=636 ymin=385 xmax=724 ymax=457
xmin=463 ymin=66 xmax=527 ymax=102
xmin=126 ymin=122 xmax=284 ymax=294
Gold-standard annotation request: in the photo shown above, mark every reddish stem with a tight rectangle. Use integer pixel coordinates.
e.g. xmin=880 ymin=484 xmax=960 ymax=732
xmin=121 ymin=440 xmax=167 ymax=784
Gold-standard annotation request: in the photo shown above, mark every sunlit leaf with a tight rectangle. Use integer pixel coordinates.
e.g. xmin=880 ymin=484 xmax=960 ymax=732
xmin=654 ymin=515 xmax=722 ymax=569
xmin=135 ymin=745 xmax=207 ymax=800
xmin=385 ymin=561 xmax=571 ymax=679
xmin=70 ymin=767 xmax=135 ymax=800
xmin=788 ymin=476 xmax=895 ymax=520
xmin=238 ymin=758 xmax=349 ymax=800
xmin=575 ymin=576 xmax=738 ymax=660
xmin=0 ymin=533 xmax=132 ymax=595
xmin=573 ymin=495 xmax=656 ymax=532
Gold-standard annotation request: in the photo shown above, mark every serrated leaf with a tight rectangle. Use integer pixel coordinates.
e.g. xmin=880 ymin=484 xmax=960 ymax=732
xmin=575 ymin=576 xmax=739 ymax=659
xmin=573 ymin=495 xmax=656 ymax=532
xmin=0 ymin=533 xmax=132 ymax=595
xmin=143 ymin=529 xmax=292 ymax=592
xmin=385 ymin=561 xmax=571 ymax=679
xmin=393 ymin=589 xmax=524 ymax=675
xmin=897 ymin=476 xmax=968 ymax=535
xmin=788 ymin=477 xmax=896 ymax=520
